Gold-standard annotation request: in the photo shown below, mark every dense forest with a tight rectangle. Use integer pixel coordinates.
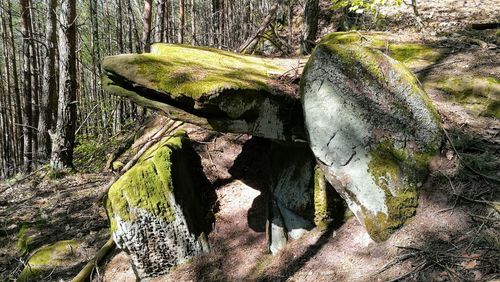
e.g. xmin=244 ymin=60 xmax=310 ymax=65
xmin=0 ymin=0 xmax=498 ymax=281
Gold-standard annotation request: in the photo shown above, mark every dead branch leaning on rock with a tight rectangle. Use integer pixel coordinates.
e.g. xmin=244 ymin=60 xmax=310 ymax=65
xmin=96 ymin=119 xmax=184 ymax=202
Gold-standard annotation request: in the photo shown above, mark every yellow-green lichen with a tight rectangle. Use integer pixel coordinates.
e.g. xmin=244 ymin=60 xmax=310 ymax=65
xmin=313 ymin=167 xmax=332 ymax=231
xmin=321 ymin=32 xmax=444 ymax=69
xmin=16 ymin=224 xmax=33 ymax=255
xmin=424 ymin=75 xmax=500 ymax=118
xmin=105 ymin=132 xmax=186 ymax=232
xmin=102 ymin=44 xmax=286 ymax=101
xmin=17 ymin=240 xmax=78 ymax=282
xmin=363 ymin=189 xmax=417 ymax=242
xmin=321 ymin=32 xmax=388 ymax=48
xmin=365 ymin=141 xmax=422 ymax=241
xmin=112 ymin=161 xmax=124 ymax=171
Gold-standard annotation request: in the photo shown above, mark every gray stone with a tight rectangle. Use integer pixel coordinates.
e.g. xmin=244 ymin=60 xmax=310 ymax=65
xmin=300 ymin=42 xmax=442 ymax=242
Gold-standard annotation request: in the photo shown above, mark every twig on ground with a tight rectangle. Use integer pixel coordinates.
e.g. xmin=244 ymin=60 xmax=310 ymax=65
xmin=442 ymin=128 xmax=500 ymax=183
xmin=70 ymin=237 xmax=115 ymax=282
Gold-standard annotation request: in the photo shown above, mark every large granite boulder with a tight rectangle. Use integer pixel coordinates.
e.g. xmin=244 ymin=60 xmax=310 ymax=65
xmin=104 ymin=131 xmax=212 ymax=279
xmin=300 ymin=41 xmax=442 ymax=242
xmin=102 ymin=44 xmax=305 ymax=142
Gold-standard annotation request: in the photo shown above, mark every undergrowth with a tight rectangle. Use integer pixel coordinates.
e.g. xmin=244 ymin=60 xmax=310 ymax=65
xmin=74 ymin=132 xmax=129 ymax=173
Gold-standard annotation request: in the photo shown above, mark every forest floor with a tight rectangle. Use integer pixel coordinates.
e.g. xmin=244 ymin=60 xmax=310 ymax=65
xmin=1 ymin=0 xmax=499 ymax=281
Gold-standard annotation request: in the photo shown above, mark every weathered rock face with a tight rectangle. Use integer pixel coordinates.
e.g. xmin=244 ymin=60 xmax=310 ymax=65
xmin=104 ymin=132 xmax=212 ymax=279
xmin=268 ymin=143 xmax=340 ymax=254
xmin=300 ymin=42 xmax=442 ymax=241
xmin=102 ymin=43 xmax=304 ymax=142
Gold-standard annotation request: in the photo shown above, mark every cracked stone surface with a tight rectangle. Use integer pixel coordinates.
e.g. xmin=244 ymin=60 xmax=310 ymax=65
xmin=301 ymin=42 xmax=442 ymax=242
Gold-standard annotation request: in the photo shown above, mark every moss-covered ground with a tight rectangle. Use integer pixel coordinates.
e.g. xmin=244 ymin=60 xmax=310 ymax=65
xmin=424 ymin=75 xmax=500 ymax=118
xmin=17 ymin=240 xmax=79 ymax=281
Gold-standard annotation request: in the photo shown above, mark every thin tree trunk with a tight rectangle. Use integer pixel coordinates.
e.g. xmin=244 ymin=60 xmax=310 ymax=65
xmin=288 ymin=0 xmax=293 ymax=46
xmin=178 ymin=0 xmax=185 ymax=43
xmin=38 ymin=0 xmax=58 ymax=161
xmin=238 ymin=1 xmax=279 ymax=54
xmin=116 ymin=0 xmax=124 ymax=53
xmin=158 ymin=0 xmax=166 ymax=42
xmin=29 ymin=1 xmax=40 ymax=165
xmin=21 ymin=0 xmax=33 ymax=172
xmin=190 ymin=0 xmax=196 ymax=45
xmin=301 ymin=0 xmax=319 ymax=54
xmin=142 ymin=0 xmax=153 ymax=52
xmin=212 ymin=0 xmax=220 ymax=47
xmin=6 ymin=1 xmax=23 ymax=168
xmin=50 ymin=0 xmax=77 ymax=170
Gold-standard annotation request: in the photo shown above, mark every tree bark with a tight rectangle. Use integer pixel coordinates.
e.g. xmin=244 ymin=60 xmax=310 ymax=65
xmin=158 ymin=0 xmax=166 ymax=42
xmin=301 ymin=0 xmax=319 ymax=55
xmin=50 ymin=0 xmax=77 ymax=170
xmin=238 ymin=1 xmax=279 ymax=54
xmin=38 ymin=0 xmax=58 ymax=161
xmin=190 ymin=0 xmax=196 ymax=45
xmin=142 ymin=0 xmax=153 ymax=52
xmin=178 ymin=0 xmax=185 ymax=43
xmin=21 ymin=0 xmax=33 ymax=172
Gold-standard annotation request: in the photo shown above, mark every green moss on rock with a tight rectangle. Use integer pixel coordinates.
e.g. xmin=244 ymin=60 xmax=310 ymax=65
xmin=102 ymin=44 xmax=286 ymax=101
xmin=17 ymin=240 xmax=78 ymax=282
xmin=314 ymin=167 xmax=331 ymax=231
xmin=424 ymin=75 xmax=500 ymax=118
xmin=365 ymin=140 xmax=423 ymax=242
xmin=105 ymin=132 xmax=186 ymax=232
xmin=321 ymin=31 xmax=444 ymax=69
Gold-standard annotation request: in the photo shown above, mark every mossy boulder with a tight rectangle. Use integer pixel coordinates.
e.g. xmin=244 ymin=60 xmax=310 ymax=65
xmin=301 ymin=39 xmax=442 ymax=242
xmin=423 ymin=75 xmax=500 ymax=118
xmin=322 ymin=32 xmax=446 ymax=70
xmin=17 ymin=240 xmax=79 ymax=281
xmin=104 ymin=131 xmax=213 ymax=279
xmin=102 ymin=43 xmax=304 ymax=142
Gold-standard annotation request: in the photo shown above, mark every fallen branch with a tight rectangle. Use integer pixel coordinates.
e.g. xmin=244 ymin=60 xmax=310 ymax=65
xmin=70 ymin=238 xmax=115 ymax=282
xmin=238 ymin=2 xmax=279 ymax=54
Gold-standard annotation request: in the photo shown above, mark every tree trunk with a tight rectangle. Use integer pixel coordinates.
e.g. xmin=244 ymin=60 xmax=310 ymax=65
xmin=301 ymin=0 xmax=319 ymax=54
xmin=116 ymin=0 xmax=124 ymax=53
xmin=21 ymin=0 xmax=33 ymax=172
xmin=142 ymin=0 xmax=153 ymax=52
xmin=28 ymin=1 xmax=40 ymax=165
xmin=238 ymin=1 xmax=279 ymax=54
xmin=212 ymin=0 xmax=220 ymax=47
xmin=50 ymin=0 xmax=77 ymax=170
xmin=190 ymin=0 xmax=196 ymax=45
xmin=158 ymin=0 xmax=166 ymax=42
xmin=288 ymin=0 xmax=293 ymax=46
xmin=38 ymin=0 xmax=58 ymax=161
xmin=178 ymin=0 xmax=185 ymax=43
xmin=5 ymin=1 xmax=23 ymax=169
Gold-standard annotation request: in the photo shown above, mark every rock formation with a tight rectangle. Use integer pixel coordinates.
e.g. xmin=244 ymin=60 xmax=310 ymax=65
xmin=301 ymin=41 xmax=442 ymax=241
xmin=102 ymin=43 xmax=305 ymax=142
xmin=104 ymin=131 xmax=212 ymax=278
xmin=102 ymin=35 xmax=442 ymax=278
